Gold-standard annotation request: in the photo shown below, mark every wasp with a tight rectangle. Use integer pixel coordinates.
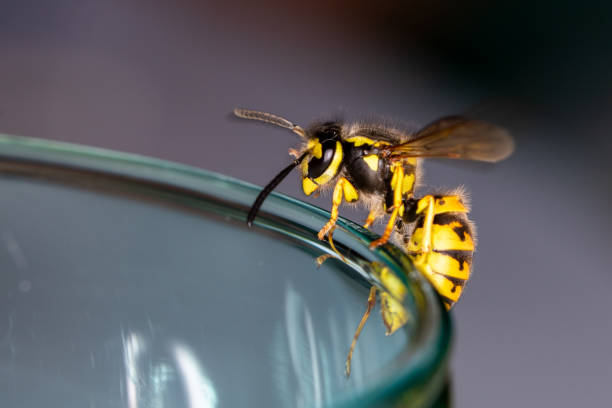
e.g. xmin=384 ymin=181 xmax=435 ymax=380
xmin=233 ymin=108 xmax=513 ymax=376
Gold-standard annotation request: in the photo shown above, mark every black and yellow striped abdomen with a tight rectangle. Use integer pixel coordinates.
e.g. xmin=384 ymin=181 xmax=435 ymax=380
xmin=404 ymin=208 xmax=475 ymax=309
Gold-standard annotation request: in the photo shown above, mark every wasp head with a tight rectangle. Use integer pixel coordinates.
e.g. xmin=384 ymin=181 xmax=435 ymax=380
xmin=301 ymin=122 xmax=344 ymax=195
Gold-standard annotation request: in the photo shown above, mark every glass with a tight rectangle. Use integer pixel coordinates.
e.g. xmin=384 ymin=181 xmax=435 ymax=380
xmin=0 ymin=134 xmax=451 ymax=407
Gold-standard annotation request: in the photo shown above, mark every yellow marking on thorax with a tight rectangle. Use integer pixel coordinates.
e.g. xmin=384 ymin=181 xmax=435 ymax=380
xmin=388 ymin=163 xmax=405 ymax=216
xmin=362 ymin=154 xmax=379 ymax=171
xmin=402 ymin=173 xmax=415 ymax=195
xmin=390 ymin=162 xmax=401 ymax=187
xmin=345 ymin=136 xmax=375 ymax=146
xmin=345 ymin=136 xmax=391 ymax=148
xmin=342 ymin=179 xmax=359 ymax=202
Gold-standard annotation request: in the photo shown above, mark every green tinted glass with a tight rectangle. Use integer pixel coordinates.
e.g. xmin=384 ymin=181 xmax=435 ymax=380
xmin=0 ymin=134 xmax=450 ymax=407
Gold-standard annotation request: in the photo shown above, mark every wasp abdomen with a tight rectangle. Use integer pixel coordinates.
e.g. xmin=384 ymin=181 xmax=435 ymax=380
xmin=404 ymin=198 xmax=475 ymax=309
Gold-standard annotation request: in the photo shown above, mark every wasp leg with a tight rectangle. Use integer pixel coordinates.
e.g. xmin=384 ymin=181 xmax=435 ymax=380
xmin=380 ymin=291 xmax=410 ymax=336
xmin=370 ymin=165 xmax=404 ymax=248
xmin=371 ymin=263 xmax=411 ymax=335
xmin=419 ymin=195 xmax=436 ymax=253
xmin=315 ymin=254 xmax=334 ymax=267
xmin=315 ymin=226 xmax=347 ymax=266
xmin=318 ymin=177 xmax=358 ymax=240
xmin=345 ymin=286 xmax=377 ymax=378
xmin=363 ymin=208 xmax=378 ymax=229
xmin=327 ymin=226 xmax=347 ymax=262
xmin=318 ymin=179 xmax=345 ymax=240
xmin=407 ymin=195 xmax=435 ymax=286
xmin=410 ymin=194 xmax=465 ymax=255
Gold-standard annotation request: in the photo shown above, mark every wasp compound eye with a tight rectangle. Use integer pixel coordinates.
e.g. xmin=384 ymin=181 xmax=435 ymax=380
xmin=307 ymin=139 xmax=337 ymax=179
xmin=315 ymin=124 xmax=341 ymax=142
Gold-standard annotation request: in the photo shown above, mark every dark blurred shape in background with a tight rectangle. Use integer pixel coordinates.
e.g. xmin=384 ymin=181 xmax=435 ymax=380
xmin=0 ymin=1 xmax=610 ymax=407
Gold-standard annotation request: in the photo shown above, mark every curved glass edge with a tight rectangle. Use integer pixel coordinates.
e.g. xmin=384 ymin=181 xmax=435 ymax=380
xmin=0 ymin=133 xmax=451 ymax=408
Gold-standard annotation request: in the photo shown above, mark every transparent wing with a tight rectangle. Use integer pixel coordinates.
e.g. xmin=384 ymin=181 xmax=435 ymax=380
xmin=383 ymin=116 xmax=514 ymax=163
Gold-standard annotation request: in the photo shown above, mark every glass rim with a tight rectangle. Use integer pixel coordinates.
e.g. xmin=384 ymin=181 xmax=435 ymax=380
xmin=0 ymin=133 xmax=452 ymax=407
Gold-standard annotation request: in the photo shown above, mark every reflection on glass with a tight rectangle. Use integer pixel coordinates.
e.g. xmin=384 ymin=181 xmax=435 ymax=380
xmin=273 ymin=285 xmax=321 ymax=407
xmin=173 ymin=342 xmax=218 ymax=408
xmin=122 ymin=331 xmax=144 ymax=408
xmin=120 ymin=332 xmax=217 ymax=408
xmin=121 ymin=332 xmax=175 ymax=407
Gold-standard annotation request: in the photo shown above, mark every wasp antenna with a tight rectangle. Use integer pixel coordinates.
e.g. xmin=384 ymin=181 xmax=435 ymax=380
xmin=233 ymin=108 xmax=306 ymax=139
xmin=247 ymin=152 xmax=308 ymax=227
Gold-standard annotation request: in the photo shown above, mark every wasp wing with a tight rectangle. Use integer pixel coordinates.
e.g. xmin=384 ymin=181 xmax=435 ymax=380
xmin=384 ymin=116 xmax=514 ymax=162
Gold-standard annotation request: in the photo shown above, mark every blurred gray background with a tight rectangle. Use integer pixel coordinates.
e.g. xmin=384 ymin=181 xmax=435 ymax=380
xmin=0 ymin=0 xmax=610 ymax=406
